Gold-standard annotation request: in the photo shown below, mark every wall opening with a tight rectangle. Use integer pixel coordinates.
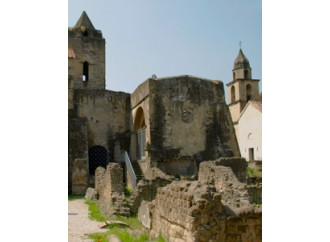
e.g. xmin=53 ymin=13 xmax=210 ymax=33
xmin=246 ymin=84 xmax=252 ymax=101
xmin=83 ymin=61 xmax=89 ymax=82
xmin=233 ymin=72 xmax=236 ymax=80
xmin=244 ymin=70 xmax=249 ymax=79
xmin=231 ymin=86 xmax=236 ymax=103
xmin=249 ymin=148 xmax=254 ymax=161
xmin=134 ymin=107 xmax=146 ymax=160
xmin=88 ymin=145 xmax=108 ymax=175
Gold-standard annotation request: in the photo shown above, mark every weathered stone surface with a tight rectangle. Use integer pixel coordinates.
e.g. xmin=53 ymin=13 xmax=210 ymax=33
xmin=138 ymin=200 xmax=152 ymax=229
xmin=129 ymin=75 xmax=240 ymax=177
xmin=199 ymin=159 xmax=250 ymax=208
xmin=85 ymin=187 xmax=98 ymax=200
xmin=68 ymin=115 xmax=88 ymax=195
xmin=147 ymin=162 xmax=262 ymax=242
xmin=129 ymin=168 xmax=173 ymax=215
xmin=72 ymin=158 xmax=89 ymax=195
xmin=94 ymin=163 xmax=130 ymax=217
xmin=95 ymin=163 xmax=124 ymax=203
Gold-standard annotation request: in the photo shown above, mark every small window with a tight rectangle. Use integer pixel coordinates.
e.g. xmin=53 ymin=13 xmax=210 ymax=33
xmin=233 ymin=72 xmax=236 ymax=80
xmin=83 ymin=61 xmax=89 ymax=81
xmin=231 ymin=86 xmax=236 ymax=103
xmin=246 ymin=84 xmax=252 ymax=101
xmin=244 ymin=70 xmax=249 ymax=79
xmin=249 ymin=148 xmax=254 ymax=161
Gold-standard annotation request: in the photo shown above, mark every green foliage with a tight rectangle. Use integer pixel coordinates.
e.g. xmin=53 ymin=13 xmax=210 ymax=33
xmin=125 ymin=186 xmax=132 ymax=202
xmin=85 ymin=200 xmax=107 ymax=222
xmin=68 ymin=195 xmax=84 ymax=200
xmin=116 ymin=215 xmax=143 ymax=229
xmin=89 ymin=228 xmax=148 ymax=242
xmin=247 ymin=167 xmax=262 ymax=178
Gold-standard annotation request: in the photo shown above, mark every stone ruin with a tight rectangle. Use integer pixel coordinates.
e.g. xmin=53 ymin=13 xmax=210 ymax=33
xmin=138 ymin=158 xmax=262 ymax=242
xmin=86 ymin=157 xmax=261 ymax=241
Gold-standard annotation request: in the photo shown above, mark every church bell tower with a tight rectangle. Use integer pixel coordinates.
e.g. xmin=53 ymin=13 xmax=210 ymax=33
xmin=227 ymin=48 xmax=260 ymax=135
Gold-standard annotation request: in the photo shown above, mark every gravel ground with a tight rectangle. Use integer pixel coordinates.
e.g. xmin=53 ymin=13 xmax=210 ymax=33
xmin=68 ymin=199 xmax=105 ymax=242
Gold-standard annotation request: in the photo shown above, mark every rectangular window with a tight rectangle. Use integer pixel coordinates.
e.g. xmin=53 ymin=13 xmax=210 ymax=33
xmin=249 ymin=148 xmax=254 ymax=161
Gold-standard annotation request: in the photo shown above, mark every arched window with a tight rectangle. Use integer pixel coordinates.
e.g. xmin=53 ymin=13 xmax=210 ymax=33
xmin=88 ymin=146 xmax=108 ymax=175
xmin=246 ymin=84 xmax=252 ymax=101
xmin=82 ymin=61 xmax=89 ymax=81
xmin=231 ymin=86 xmax=236 ymax=103
xmin=233 ymin=72 xmax=236 ymax=80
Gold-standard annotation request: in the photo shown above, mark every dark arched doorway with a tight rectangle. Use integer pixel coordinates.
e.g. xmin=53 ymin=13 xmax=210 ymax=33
xmin=88 ymin=145 xmax=108 ymax=175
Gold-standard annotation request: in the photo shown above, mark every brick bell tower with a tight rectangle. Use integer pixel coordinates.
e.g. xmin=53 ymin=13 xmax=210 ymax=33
xmin=226 ymin=48 xmax=260 ymax=136
xmin=68 ymin=11 xmax=106 ymax=91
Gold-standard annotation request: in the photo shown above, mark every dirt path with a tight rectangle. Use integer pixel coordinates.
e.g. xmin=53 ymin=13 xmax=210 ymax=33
xmin=68 ymin=199 xmax=105 ymax=242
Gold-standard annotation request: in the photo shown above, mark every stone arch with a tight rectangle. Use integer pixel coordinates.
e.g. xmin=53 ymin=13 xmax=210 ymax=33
xmin=246 ymin=84 xmax=252 ymax=101
xmin=134 ymin=107 xmax=146 ymax=160
xmin=231 ymin=86 xmax=236 ymax=103
xmin=88 ymin=145 xmax=108 ymax=175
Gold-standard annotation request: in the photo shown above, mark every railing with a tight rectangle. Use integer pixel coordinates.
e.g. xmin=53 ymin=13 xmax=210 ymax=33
xmin=121 ymin=151 xmax=137 ymax=187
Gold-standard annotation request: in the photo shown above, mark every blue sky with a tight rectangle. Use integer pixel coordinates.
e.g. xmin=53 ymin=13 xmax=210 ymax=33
xmin=68 ymin=0 xmax=262 ymax=98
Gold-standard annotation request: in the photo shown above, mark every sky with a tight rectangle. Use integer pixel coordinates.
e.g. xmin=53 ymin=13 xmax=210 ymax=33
xmin=68 ymin=0 xmax=262 ymax=98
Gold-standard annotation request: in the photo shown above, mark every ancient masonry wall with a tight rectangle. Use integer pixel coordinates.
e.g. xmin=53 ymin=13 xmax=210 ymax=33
xmin=148 ymin=181 xmax=261 ymax=242
xmin=145 ymin=159 xmax=261 ymax=241
xmin=72 ymin=158 xmax=89 ymax=195
xmin=74 ymin=89 xmax=131 ymax=161
xmin=198 ymin=158 xmax=251 ymax=207
xmin=148 ymin=76 xmax=240 ymax=177
xmin=129 ymin=176 xmax=173 ymax=215
xmin=68 ymin=112 xmax=88 ymax=194
xmin=95 ymin=163 xmax=124 ymax=203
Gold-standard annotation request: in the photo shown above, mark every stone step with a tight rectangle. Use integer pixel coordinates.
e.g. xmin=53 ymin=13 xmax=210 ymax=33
xmin=131 ymin=162 xmax=143 ymax=183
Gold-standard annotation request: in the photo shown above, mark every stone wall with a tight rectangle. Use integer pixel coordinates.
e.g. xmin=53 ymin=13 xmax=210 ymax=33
xmin=247 ymin=185 xmax=262 ymax=204
xmin=95 ymin=163 xmax=124 ymax=203
xmin=74 ymin=89 xmax=131 ymax=160
xmin=145 ymin=76 xmax=240 ymax=176
xmin=68 ymin=113 xmax=88 ymax=194
xmin=72 ymin=158 xmax=89 ymax=195
xmin=129 ymin=168 xmax=173 ymax=214
xmin=146 ymin=181 xmax=261 ymax=242
xmin=198 ymin=159 xmax=250 ymax=208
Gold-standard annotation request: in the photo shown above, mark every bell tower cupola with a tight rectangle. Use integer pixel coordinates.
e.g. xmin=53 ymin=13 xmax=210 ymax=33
xmin=233 ymin=48 xmax=252 ymax=80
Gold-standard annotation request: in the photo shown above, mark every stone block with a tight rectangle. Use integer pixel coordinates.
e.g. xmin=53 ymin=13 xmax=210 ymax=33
xmin=85 ymin=187 xmax=98 ymax=200
xmin=72 ymin=158 xmax=89 ymax=195
xmin=138 ymin=200 xmax=152 ymax=229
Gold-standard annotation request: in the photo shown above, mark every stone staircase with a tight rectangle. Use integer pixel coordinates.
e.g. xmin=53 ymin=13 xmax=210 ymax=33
xmin=131 ymin=161 xmax=144 ymax=183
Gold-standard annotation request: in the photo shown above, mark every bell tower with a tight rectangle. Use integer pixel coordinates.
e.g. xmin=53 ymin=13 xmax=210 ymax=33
xmin=227 ymin=48 xmax=260 ymax=135
xmin=68 ymin=11 xmax=106 ymax=90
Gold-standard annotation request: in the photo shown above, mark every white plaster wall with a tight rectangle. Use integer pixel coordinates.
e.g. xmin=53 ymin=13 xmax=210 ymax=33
xmin=238 ymin=105 xmax=262 ymax=161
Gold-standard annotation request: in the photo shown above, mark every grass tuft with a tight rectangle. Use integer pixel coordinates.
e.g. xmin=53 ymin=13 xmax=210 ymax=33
xmin=247 ymin=167 xmax=262 ymax=178
xmin=85 ymin=200 xmax=107 ymax=222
